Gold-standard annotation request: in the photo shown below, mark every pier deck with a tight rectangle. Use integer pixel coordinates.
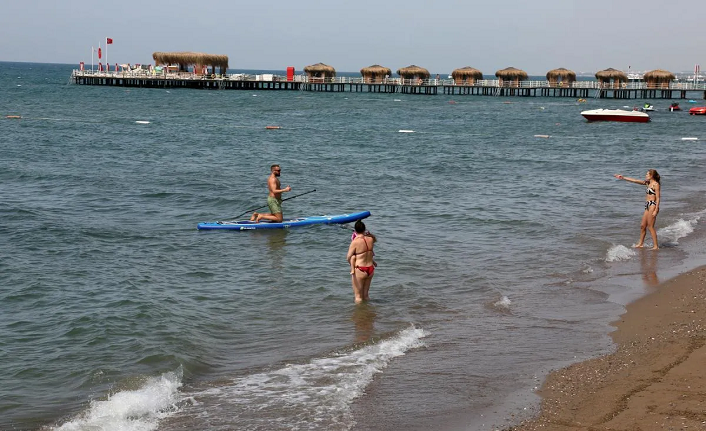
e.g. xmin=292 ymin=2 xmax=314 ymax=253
xmin=71 ymin=70 xmax=706 ymax=100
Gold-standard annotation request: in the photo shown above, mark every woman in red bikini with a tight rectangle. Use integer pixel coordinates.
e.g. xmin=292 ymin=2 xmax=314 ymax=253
xmin=346 ymin=220 xmax=376 ymax=304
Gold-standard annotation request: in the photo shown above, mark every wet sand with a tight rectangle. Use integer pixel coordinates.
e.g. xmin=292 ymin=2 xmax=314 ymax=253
xmin=510 ymin=265 xmax=706 ymax=431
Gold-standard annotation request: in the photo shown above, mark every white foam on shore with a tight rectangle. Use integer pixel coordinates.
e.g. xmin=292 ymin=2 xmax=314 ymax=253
xmin=185 ymin=326 xmax=426 ymax=429
xmin=605 ymin=244 xmax=636 ymax=262
xmin=52 ymin=370 xmax=182 ymax=431
xmin=658 ymin=217 xmax=698 ymax=245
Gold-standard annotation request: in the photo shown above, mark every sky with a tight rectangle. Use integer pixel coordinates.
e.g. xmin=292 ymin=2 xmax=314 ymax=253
xmin=1 ymin=0 xmax=704 ymax=75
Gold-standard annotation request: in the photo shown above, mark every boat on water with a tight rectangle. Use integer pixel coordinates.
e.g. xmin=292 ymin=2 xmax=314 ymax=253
xmin=669 ymin=102 xmax=681 ymax=112
xmin=581 ymin=109 xmax=650 ymax=123
xmin=197 ymin=211 xmax=371 ymax=230
xmin=641 ymin=103 xmax=655 ymax=112
xmin=689 ymin=106 xmax=706 ymax=115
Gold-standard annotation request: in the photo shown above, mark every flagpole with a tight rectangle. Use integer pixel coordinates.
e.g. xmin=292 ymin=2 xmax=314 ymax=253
xmin=91 ymin=46 xmax=94 ymax=72
xmin=105 ymin=38 xmax=109 ymax=71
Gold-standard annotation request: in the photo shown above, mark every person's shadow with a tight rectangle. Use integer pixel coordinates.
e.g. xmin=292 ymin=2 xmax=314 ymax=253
xmin=351 ymin=303 xmax=377 ymax=343
xmin=640 ymin=249 xmax=660 ymax=287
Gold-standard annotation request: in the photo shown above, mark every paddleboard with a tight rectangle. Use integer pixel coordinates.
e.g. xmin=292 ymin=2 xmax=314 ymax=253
xmin=197 ymin=211 xmax=371 ymax=231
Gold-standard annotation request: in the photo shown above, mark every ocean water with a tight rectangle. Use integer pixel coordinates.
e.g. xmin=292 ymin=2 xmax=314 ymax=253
xmin=2 ymin=62 xmax=706 ymax=431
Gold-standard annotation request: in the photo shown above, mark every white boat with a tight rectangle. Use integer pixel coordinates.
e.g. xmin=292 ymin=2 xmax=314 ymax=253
xmin=581 ymin=109 xmax=650 ymax=123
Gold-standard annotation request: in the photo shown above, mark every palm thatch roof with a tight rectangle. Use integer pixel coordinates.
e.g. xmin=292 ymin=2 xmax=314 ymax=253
xmin=152 ymin=52 xmax=229 ymax=70
xmin=495 ymin=67 xmax=528 ymax=80
xmin=360 ymin=65 xmax=391 ymax=76
xmin=303 ymin=63 xmax=336 ymax=75
xmin=595 ymin=68 xmax=627 ymax=82
xmin=546 ymin=68 xmax=576 ymax=81
xmin=644 ymin=69 xmax=676 ymax=81
xmin=396 ymin=65 xmax=430 ymax=79
xmin=451 ymin=67 xmax=483 ymax=80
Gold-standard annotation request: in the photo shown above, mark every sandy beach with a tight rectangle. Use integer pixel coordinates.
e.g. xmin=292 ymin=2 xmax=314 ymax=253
xmin=510 ymin=265 xmax=706 ymax=430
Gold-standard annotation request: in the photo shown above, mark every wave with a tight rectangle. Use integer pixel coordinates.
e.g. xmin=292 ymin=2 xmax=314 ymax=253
xmin=658 ymin=216 xmax=699 ymax=246
xmin=171 ymin=326 xmax=426 ymax=431
xmin=605 ymin=244 xmax=636 ymax=262
xmin=48 ymin=370 xmax=182 ymax=431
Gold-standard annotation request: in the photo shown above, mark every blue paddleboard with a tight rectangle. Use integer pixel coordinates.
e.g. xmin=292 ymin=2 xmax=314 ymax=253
xmin=197 ymin=211 xmax=371 ymax=231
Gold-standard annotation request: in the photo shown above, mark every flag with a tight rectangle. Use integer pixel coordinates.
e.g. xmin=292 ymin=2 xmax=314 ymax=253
xmin=106 ymin=38 xmax=113 ymax=44
xmin=98 ymin=47 xmax=102 ymax=59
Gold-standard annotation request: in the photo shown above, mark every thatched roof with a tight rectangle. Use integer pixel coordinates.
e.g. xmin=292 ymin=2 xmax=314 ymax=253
xmin=396 ymin=65 xmax=430 ymax=79
xmin=452 ymin=67 xmax=483 ymax=80
xmin=152 ymin=52 xmax=229 ymax=69
xmin=303 ymin=63 xmax=336 ymax=75
xmin=495 ymin=67 xmax=528 ymax=80
xmin=546 ymin=68 xmax=576 ymax=81
xmin=644 ymin=69 xmax=676 ymax=81
xmin=360 ymin=65 xmax=391 ymax=76
xmin=595 ymin=68 xmax=627 ymax=82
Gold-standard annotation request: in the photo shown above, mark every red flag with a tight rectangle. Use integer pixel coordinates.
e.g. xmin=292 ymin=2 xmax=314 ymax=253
xmin=98 ymin=47 xmax=102 ymax=59
xmin=106 ymin=38 xmax=113 ymax=44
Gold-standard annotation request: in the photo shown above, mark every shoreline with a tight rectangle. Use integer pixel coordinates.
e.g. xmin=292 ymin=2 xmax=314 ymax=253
xmin=509 ymin=264 xmax=706 ymax=430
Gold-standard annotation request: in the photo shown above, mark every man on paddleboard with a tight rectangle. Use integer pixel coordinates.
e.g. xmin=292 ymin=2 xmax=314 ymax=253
xmin=250 ymin=164 xmax=291 ymax=222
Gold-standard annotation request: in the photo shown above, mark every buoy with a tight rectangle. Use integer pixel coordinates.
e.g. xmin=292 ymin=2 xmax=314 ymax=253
xmin=534 ymin=134 xmax=550 ymax=138
xmin=265 ymin=126 xmax=280 ymax=130
xmin=681 ymin=137 xmax=698 ymax=141
xmin=448 ymin=101 xmax=456 ymax=104
xmin=135 ymin=121 xmax=150 ymax=124
xmin=398 ymin=130 xmax=415 ymax=133
xmin=6 ymin=115 xmax=21 ymax=119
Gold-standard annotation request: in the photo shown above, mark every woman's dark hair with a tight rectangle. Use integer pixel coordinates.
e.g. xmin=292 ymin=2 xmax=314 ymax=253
xmin=648 ymin=169 xmax=660 ymax=184
xmin=354 ymin=220 xmax=366 ymax=234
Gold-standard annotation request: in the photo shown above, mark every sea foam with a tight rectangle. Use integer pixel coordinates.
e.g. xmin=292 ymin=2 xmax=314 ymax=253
xmin=182 ymin=326 xmax=426 ymax=430
xmin=658 ymin=217 xmax=698 ymax=246
xmin=51 ymin=370 xmax=182 ymax=431
xmin=605 ymin=244 xmax=636 ymax=262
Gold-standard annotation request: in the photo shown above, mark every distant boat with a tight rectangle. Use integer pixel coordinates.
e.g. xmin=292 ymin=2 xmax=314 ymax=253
xmin=669 ymin=102 xmax=681 ymax=112
xmin=689 ymin=107 xmax=706 ymax=115
xmin=581 ymin=109 xmax=650 ymax=123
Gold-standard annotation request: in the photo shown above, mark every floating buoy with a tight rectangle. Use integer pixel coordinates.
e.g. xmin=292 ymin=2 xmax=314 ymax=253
xmin=398 ymin=130 xmax=415 ymax=133
xmin=448 ymin=100 xmax=456 ymax=104
xmin=135 ymin=120 xmax=150 ymax=124
xmin=681 ymin=137 xmax=698 ymax=141
xmin=534 ymin=134 xmax=550 ymax=138
xmin=6 ymin=115 xmax=21 ymax=119
xmin=265 ymin=126 xmax=280 ymax=130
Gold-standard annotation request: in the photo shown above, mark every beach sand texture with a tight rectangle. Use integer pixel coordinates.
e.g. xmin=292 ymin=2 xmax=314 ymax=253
xmin=511 ymin=266 xmax=706 ymax=430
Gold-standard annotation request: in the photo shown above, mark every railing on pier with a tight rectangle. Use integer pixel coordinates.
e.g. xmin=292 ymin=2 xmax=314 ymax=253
xmin=70 ymin=70 xmax=706 ymax=91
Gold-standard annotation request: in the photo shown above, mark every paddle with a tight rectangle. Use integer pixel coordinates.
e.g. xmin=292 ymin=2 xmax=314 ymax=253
xmin=227 ymin=189 xmax=317 ymax=221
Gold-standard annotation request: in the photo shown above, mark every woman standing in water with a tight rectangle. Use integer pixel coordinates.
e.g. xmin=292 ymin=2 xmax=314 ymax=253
xmin=346 ymin=220 xmax=376 ymax=303
xmin=614 ymin=169 xmax=661 ymax=249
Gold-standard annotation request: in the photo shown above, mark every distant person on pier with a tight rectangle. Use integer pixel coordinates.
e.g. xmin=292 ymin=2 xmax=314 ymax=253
xmin=251 ymin=164 xmax=291 ymax=223
xmin=613 ymin=170 xmax=661 ymax=249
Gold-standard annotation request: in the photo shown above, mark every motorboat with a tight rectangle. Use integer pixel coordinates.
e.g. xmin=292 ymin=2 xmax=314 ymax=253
xmin=641 ymin=103 xmax=654 ymax=112
xmin=581 ymin=109 xmax=650 ymax=123
xmin=669 ymin=102 xmax=681 ymax=112
xmin=689 ymin=106 xmax=706 ymax=115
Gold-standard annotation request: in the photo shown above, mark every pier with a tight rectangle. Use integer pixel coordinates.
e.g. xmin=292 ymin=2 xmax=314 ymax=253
xmin=71 ymin=70 xmax=706 ymax=100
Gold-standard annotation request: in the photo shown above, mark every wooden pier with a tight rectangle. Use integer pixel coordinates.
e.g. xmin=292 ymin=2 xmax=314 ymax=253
xmin=71 ymin=70 xmax=706 ymax=100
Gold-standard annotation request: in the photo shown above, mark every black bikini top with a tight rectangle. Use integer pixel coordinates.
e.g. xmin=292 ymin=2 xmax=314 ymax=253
xmin=646 ymin=184 xmax=656 ymax=195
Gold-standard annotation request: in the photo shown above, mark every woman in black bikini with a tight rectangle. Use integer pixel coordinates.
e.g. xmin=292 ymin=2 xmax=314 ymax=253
xmin=614 ymin=169 xmax=661 ymax=249
xmin=346 ymin=220 xmax=376 ymax=304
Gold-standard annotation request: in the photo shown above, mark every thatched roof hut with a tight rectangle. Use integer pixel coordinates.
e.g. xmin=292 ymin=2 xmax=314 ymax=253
xmin=546 ymin=68 xmax=576 ymax=86
xmin=304 ymin=63 xmax=336 ymax=79
xmin=452 ymin=67 xmax=483 ymax=85
xmin=396 ymin=65 xmax=430 ymax=80
xmin=360 ymin=65 xmax=392 ymax=83
xmin=644 ymin=69 xmax=675 ymax=88
xmin=595 ymin=68 xmax=627 ymax=82
xmin=495 ymin=67 xmax=528 ymax=87
xmin=152 ymin=52 xmax=229 ymax=74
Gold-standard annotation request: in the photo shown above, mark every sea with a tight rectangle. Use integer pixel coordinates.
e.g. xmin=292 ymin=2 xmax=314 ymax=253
xmin=2 ymin=61 xmax=706 ymax=431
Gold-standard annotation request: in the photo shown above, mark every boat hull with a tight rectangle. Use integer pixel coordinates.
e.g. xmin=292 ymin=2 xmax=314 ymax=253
xmin=581 ymin=109 xmax=650 ymax=123
xmin=689 ymin=107 xmax=706 ymax=115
